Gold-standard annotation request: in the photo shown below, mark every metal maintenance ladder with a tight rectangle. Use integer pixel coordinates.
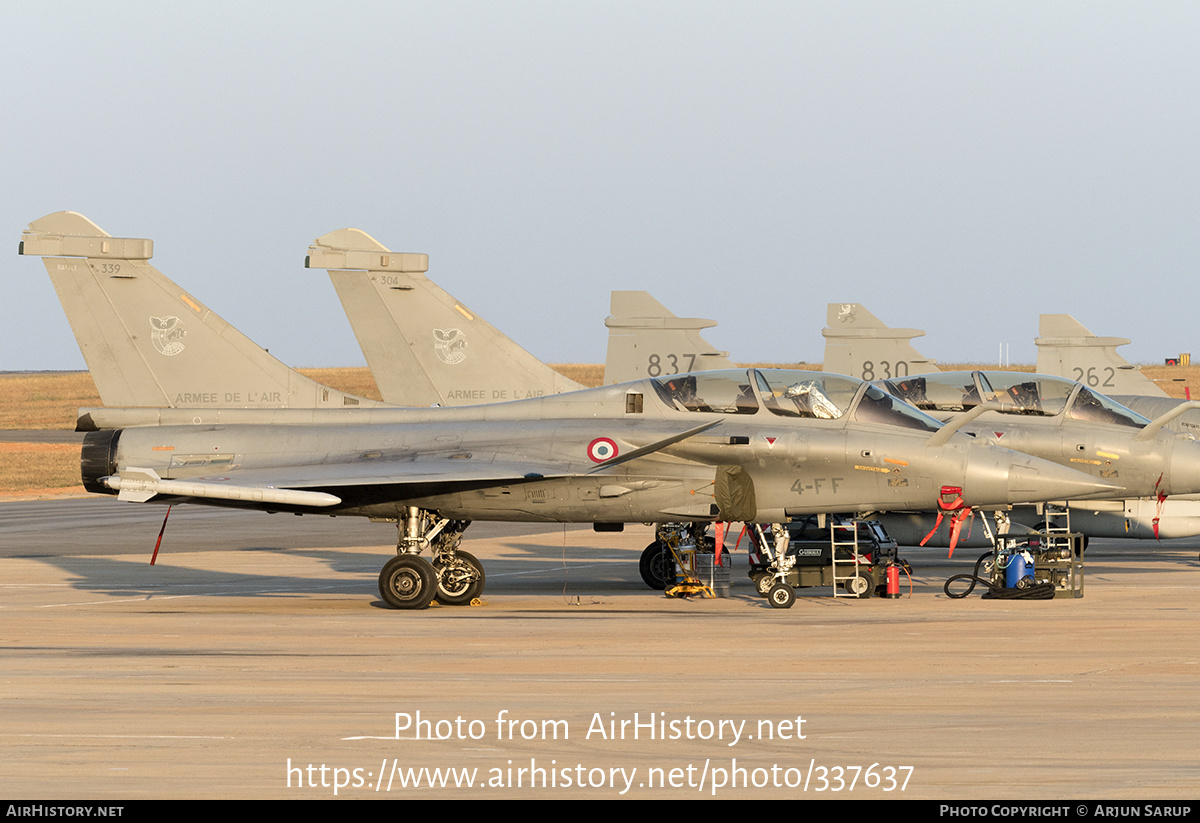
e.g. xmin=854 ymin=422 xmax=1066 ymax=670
xmin=1041 ymin=502 xmax=1073 ymax=554
xmin=831 ymin=517 xmax=865 ymax=598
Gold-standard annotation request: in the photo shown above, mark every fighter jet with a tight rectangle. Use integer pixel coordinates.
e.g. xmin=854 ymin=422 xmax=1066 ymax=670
xmin=882 ymin=370 xmax=1200 ymax=532
xmin=818 ymin=305 xmax=1200 ymax=543
xmin=578 ymin=295 xmax=1200 ymax=546
xmin=592 ymin=298 xmax=1200 ymax=518
xmin=81 ymin=368 xmax=1118 ymax=608
xmin=1034 ymin=314 xmax=1200 ymax=439
xmin=20 ymin=213 xmax=1118 ymax=608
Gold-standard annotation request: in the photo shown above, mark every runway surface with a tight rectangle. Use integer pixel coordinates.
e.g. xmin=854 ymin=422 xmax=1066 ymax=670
xmin=0 ymin=429 xmax=83 ymax=444
xmin=3 ymin=497 xmax=1199 ymax=799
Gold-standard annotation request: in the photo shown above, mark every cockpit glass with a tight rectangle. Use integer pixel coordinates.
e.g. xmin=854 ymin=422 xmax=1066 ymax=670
xmin=883 ymin=373 xmax=982 ymax=412
xmin=887 ymin=371 xmax=1080 ymax=417
xmin=853 ymin=384 xmax=942 ymax=432
xmin=651 ymin=368 xmax=945 ymax=432
xmin=651 ymin=371 xmax=759 ymax=415
xmin=753 ymin=371 xmax=861 ymax=419
xmin=1067 ymin=387 xmax=1149 ymax=428
xmin=978 ymin=372 xmax=1074 ymax=416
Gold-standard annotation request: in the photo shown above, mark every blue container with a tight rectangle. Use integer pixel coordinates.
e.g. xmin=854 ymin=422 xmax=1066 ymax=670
xmin=1006 ymin=552 xmax=1033 ymax=588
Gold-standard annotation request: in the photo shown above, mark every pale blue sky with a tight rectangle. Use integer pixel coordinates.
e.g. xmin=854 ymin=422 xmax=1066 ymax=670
xmin=4 ymin=1 xmax=1198 ymax=370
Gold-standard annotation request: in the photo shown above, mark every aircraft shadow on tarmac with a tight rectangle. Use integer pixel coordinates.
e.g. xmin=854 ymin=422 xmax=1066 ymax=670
xmin=12 ymin=501 xmax=1200 ymax=608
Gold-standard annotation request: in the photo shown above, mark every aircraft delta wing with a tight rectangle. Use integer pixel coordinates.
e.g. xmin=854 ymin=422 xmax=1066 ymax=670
xmin=19 ymin=212 xmax=382 ymax=423
xmin=81 ymin=368 xmax=1117 ymax=609
xmin=305 ymin=228 xmax=583 ymax=406
xmin=603 ymin=291 xmax=734 ymax=384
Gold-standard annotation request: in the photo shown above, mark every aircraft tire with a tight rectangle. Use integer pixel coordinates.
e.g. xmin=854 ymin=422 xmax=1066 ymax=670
xmin=433 ymin=550 xmax=486 ymax=605
xmin=752 ymin=572 xmax=774 ymax=597
xmin=767 ymin=583 xmax=795 ymax=609
xmin=639 ymin=541 xmax=674 ymax=590
xmin=379 ymin=555 xmax=436 ymax=610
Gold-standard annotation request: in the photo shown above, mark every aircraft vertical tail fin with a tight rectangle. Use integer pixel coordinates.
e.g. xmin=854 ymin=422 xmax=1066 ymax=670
xmin=1035 ymin=314 xmax=1168 ymax=397
xmin=821 ymin=303 xmax=937 ymax=380
xmin=19 ymin=211 xmax=380 ymax=409
xmin=602 ymin=291 xmax=734 ymax=384
xmin=306 ymin=229 xmax=583 ymax=406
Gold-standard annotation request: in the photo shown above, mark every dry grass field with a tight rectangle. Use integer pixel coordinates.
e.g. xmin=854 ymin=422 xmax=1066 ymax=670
xmin=0 ymin=442 xmax=83 ymax=496
xmin=3 ymin=362 xmax=1198 ymax=496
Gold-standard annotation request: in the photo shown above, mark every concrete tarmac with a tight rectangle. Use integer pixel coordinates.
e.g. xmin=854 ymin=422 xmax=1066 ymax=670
xmin=3 ymin=498 xmax=1199 ymax=799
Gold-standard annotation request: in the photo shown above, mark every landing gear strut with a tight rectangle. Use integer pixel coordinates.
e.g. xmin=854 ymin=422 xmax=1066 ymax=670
xmin=377 ymin=508 xmax=479 ymax=609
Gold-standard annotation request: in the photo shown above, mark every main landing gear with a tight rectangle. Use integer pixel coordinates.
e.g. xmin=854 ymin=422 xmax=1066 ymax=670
xmin=378 ymin=508 xmax=482 ymax=610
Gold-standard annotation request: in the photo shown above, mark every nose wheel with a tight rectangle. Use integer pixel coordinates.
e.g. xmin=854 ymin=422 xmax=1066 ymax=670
xmin=639 ymin=540 xmax=674 ymax=589
xmin=767 ymin=582 xmax=796 ymax=609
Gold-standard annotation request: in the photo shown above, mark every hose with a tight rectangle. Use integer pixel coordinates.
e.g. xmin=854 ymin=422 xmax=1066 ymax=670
xmin=943 ymin=550 xmax=1056 ymax=600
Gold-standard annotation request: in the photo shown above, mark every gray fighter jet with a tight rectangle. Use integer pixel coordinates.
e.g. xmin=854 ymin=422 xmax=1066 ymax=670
xmin=557 ymin=295 xmax=1200 ymax=547
xmin=20 ymin=213 xmax=1117 ymax=609
xmin=594 ymin=298 xmax=1200 ymax=514
xmin=880 ymin=370 xmax=1200 ymax=527
xmin=1034 ymin=314 xmax=1200 ymax=439
xmin=306 ymin=240 xmax=1200 ymax=554
xmin=818 ymin=305 xmax=1200 ymax=543
xmin=81 ymin=368 xmax=1117 ymax=608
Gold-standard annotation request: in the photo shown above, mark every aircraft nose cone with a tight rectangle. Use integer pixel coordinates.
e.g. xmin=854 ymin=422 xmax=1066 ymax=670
xmin=958 ymin=448 xmax=1122 ymax=507
xmin=1005 ymin=454 xmax=1123 ymax=503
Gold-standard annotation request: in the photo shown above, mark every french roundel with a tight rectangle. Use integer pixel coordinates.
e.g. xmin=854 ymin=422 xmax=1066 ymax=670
xmin=587 ymin=437 xmax=619 ymax=463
